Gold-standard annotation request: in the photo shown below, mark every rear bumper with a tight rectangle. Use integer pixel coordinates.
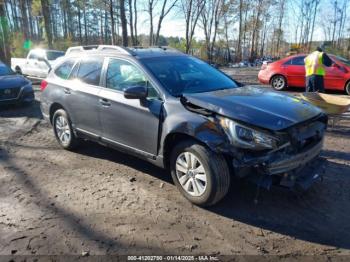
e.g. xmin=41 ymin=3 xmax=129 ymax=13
xmin=258 ymin=70 xmax=270 ymax=84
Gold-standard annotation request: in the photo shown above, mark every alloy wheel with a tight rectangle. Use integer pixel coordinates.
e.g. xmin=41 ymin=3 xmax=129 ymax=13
xmin=175 ymin=152 xmax=207 ymax=197
xmin=55 ymin=115 xmax=71 ymax=145
xmin=346 ymin=82 xmax=350 ymax=95
xmin=272 ymin=76 xmax=285 ymax=90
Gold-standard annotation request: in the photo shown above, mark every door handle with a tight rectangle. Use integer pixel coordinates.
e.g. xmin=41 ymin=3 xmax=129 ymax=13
xmin=99 ymin=98 xmax=111 ymax=107
xmin=63 ymin=88 xmax=71 ymax=94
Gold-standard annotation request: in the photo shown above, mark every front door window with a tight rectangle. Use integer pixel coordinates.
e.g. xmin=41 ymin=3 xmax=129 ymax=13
xmin=106 ymin=58 xmax=160 ymax=99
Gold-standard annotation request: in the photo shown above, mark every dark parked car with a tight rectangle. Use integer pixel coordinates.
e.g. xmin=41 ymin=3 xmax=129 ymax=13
xmin=0 ymin=61 xmax=34 ymax=105
xmin=40 ymin=46 xmax=327 ymax=206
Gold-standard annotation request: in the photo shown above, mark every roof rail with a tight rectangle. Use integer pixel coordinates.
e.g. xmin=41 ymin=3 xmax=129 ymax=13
xmin=65 ymin=45 xmax=132 ymax=55
xmin=129 ymin=46 xmax=181 ymax=52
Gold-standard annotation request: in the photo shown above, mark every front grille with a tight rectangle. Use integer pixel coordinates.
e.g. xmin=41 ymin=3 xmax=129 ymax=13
xmin=287 ymin=119 xmax=326 ymax=153
xmin=0 ymin=87 xmax=21 ymax=100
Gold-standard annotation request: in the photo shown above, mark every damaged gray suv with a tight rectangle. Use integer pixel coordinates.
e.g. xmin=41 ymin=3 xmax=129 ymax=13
xmin=40 ymin=46 xmax=327 ymax=206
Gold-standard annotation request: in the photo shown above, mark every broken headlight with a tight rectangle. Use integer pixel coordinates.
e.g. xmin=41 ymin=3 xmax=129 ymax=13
xmin=220 ymin=118 xmax=278 ymax=150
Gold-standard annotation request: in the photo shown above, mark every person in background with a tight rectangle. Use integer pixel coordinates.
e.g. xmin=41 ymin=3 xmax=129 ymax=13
xmin=304 ymin=46 xmax=332 ymax=92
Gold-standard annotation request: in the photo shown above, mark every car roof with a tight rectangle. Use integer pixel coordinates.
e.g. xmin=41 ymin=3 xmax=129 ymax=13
xmin=287 ymin=53 xmax=338 ymax=60
xmin=65 ymin=46 xmax=186 ymax=60
xmin=128 ymin=47 xmax=185 ymax=58
xmin=273 ymin=54 xmax=306 ymax=63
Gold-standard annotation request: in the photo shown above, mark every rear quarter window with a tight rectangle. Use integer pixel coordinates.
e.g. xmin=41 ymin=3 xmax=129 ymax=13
xmin=54 ymin=59 xmax=76 ymax=80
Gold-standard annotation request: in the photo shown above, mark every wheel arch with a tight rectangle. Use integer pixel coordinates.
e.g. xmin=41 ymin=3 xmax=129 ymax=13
xmin=163 ymin=133 xmax=207 ymax=169
xmin=166 ymin=132 xmax=231 ymax=206
xmin=49 ymin=103 xmax=67 ymax=124
xmin=162 ymin=126 xmax=230 ymax=169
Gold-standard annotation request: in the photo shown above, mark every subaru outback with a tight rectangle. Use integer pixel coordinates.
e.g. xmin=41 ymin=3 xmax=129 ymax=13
xmin=40 ymin=46 xmax=327 ymax=206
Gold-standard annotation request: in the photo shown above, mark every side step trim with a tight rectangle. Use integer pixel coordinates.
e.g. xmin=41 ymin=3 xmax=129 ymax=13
xmin=75 ymin=127 xmax=156 ymax=160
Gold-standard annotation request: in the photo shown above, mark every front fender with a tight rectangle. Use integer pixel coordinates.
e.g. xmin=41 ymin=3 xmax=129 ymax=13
xmin=160 ymin=110 xmax=231 ymax=156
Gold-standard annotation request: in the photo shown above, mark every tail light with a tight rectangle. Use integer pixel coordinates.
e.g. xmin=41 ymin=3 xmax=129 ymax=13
xmin=40 ymin=80 xmax=48 ymax=91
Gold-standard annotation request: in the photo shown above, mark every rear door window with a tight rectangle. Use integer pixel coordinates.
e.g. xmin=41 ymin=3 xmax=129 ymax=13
xmin=54 ymin=59 xmax=76 ymax=80
xmin=76 ymin=57 xmax=104 ymax=86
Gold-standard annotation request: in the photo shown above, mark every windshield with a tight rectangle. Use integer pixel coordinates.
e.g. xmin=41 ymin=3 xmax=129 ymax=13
xmin=0 ymin=63 xmax=14 ymax=76
xmin=334 ymin=55 xmax=350 ymax=66
xmin=46 ymin=51 xmax=65 ymax=61
xmin=141 ymin=56 xmax=238 ymax=96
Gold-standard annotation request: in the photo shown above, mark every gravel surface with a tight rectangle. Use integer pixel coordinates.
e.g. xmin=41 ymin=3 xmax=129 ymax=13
xmin=221 ymin=67 xmax=263 ymax=86
xmin=0 ymin=69 xmax=350 ymax=256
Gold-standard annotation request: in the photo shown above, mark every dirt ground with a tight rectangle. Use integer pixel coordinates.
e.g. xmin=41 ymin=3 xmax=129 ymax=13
xmin=0 ymin=68 xmax=350 ymax=258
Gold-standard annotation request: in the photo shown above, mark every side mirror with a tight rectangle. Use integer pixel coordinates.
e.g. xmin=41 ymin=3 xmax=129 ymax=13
xmin=124 ymin=86 xmax=148 ymax=99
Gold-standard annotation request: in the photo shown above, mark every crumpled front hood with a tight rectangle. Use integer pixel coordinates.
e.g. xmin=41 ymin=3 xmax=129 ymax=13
xmin=183 ymin=86 xmax=323 ymax=131
xmin=0 ymin=75 xmax=29 ymax=89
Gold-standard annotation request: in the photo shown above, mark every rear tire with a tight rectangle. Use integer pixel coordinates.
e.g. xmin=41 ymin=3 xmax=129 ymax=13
xmin=52 ymin=109 xmax=78 ymax=150
xmin=271 ymin=75 xmax=287 ymax=91
xmin=15 ymin=67 xmax=22 ymax=75
xmin=170 ymin=140 xmax=231 ymax=206
xmin=345 ymin=81 xmax=350 ymax=95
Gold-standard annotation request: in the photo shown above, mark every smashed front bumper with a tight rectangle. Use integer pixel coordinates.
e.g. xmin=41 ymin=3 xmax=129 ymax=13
xmin=278 ymin=157 xmax=326 ymax=190
xmin=233 ymin=139 xmax=325 ymax=190
xmin=267 ymin=139 xmax=323 ymax=175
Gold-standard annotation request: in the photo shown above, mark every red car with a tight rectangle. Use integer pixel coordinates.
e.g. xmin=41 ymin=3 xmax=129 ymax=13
xmin=258 ymin=54 xmax=350 ymax=95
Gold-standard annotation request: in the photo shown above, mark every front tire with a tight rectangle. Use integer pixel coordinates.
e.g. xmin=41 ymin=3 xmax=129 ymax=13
xmin=170 ymin=140 xmax=231 ymax=206
xmin=271 ymin=75 xmax=287 ymax=91
xmin=345 ymin=81 xmax=350 ymax=95
xmin=52 ymin=109 xmax=78 ymax=150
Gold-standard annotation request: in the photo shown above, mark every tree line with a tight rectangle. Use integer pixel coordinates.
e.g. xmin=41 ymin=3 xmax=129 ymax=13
xmin=0 ymin=0 xmax=350 ymax=65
